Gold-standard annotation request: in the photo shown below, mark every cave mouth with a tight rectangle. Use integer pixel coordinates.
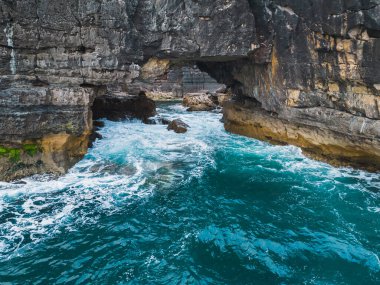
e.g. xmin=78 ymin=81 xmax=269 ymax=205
xmin=89 ymin=59 xmax=234 ymax=124
xmin=86 ymin=60 xmax=238 ymax=151
xmin=91 ymin=91 xmax=156 ymax=123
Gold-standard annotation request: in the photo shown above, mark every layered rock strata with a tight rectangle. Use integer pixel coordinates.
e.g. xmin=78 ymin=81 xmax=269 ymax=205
xmin=224 ymin=98 xmax=380 ymax=171
xmin=0 ymin=85 xmax=95 ymax=181
xmin=1 ymin=0 xmax=379 ymax=179
xmin=201 ymin=1 xmax=380 ymax=170
xmin=140 ymin=58 xmax=225 ymax=101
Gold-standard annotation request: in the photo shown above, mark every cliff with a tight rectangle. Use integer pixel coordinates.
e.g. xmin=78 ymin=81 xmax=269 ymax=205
xmin=217 ymin=0 xmax=380 ymax=170
xmin=0 ymin=0 xmax=379 ymax=180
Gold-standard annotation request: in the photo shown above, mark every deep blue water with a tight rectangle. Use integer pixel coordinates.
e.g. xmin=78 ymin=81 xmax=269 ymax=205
xmin=0 ymin=102 xmax=379 ymax=284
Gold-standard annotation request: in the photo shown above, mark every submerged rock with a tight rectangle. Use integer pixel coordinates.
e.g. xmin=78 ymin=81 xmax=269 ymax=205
xmin=145 ymin=117 xmax=171 ymax=125
xmin=93 ymin=120 xmax=105 ymax=129
xmin=160 ymin=118 xmax=171 ymax=125
xmin=167 ymin=119 xmax=189 ymax=134
xmin=88 ymin=131 xmax=103 ymax=148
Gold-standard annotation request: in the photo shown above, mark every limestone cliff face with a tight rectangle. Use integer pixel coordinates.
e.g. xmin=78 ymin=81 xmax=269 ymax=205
xmin=138 ymin=58 xmax=225 ymax=100
xmin=0 ymin=0 xmax=255 ymax=180
xmin=0 ymin=0 xmax=379 ymax=180
xmin=214 ymin=0 xmax=380 ymax=170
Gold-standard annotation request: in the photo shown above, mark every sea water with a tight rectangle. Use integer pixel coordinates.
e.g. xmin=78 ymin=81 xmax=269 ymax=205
xmin=0 ymin=102 xmax=379 ymax=284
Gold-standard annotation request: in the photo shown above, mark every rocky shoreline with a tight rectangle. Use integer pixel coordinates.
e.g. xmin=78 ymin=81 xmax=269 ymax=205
xmin=224 ymin=98 xmax=380 ymax=171
xmin=1 ymin=0 xmax=379 ymax=180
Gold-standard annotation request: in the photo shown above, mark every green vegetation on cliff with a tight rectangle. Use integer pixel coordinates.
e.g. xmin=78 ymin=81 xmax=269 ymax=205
xmin=0 ymin=144 xmax=40 ymax=162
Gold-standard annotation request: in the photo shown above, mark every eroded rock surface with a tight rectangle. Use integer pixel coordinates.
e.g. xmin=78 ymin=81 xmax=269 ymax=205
xmin=141 ymin=58 xmax=225 ymax=101
xmin=0 ymin=85 xmax=95 ymax=181
xmin=224 ymin=98 xmax=380 ymax=171
xmin=183 ymin=92 xmax=232 ymax=112
xmin=0 ymin=0 xmax=379 ymax=179
xmin=202 ymin=0 xmax=380 ymax=170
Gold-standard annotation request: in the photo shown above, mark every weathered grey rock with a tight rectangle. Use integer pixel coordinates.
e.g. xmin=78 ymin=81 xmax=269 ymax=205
xmin=0 ymin=85 xmax=95 ymax=181
xmin=224 ymin=98 xmax=380 ymax=171
xmin=182 ymin=93 xmax=232 ymax=112
xmin=200 ymin=1 xmax=380 ymax=170
xmin=183 ymin=93 xmax=217 ymax=111
xmin=139 ymin=58 xmax=225 ymax=101
xmin=183 ymin=92 xmax=232 ymax=111
xmin=0 ymin=0 xmax=380 ymax=179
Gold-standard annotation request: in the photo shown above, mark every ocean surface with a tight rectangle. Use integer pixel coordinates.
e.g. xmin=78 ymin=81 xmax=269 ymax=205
xmin=0 ymin=102 xmax=379 ymax=284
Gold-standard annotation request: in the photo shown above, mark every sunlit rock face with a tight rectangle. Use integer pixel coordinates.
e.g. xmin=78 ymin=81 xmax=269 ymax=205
xmin=0 ymin=0 xmax=379 ymax=180
xmin=201 ymin=0 xmax=380 ymax=170
xmin=0 ymin=85 xmax=95 ymax=181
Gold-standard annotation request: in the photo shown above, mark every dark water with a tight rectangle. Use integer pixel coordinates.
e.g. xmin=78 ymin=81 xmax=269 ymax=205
xmin=0 ymin=103 xmax=379 ymax=284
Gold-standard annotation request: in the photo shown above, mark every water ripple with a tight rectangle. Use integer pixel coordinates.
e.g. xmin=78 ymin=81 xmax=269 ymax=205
xmin=0 ymin=102 xmax=379 ymax=284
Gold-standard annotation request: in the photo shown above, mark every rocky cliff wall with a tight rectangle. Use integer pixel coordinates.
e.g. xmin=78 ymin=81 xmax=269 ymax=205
xmin=0 ymin=0 xmax=255 ymax=180
xmin=0 ymin=0 xmax=379 ymax=180
xmin=137 ymin=59 xmax=225 ymax=100
xmin=216 ymin=0 xmax=380 ymax=170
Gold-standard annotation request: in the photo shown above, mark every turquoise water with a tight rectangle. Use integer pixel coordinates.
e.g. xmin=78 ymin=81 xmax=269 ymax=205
xmin=0 ymin=102 xmax=379 ymax=284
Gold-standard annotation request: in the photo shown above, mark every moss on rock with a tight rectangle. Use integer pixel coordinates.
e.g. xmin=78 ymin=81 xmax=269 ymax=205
xmin=22 ymin=144 xmax=40 ymax=156
xmin=0 ymin=143 xmax=40 ymax=163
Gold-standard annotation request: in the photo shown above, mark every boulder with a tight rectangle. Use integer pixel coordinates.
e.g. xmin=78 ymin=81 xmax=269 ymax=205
xmin=183 ymin=93 xmax=217 ymax=111
xmin=167 ymin=119 xmax=189 ymax=134
xmin=183 ymin=92 xmax=232 ymax=111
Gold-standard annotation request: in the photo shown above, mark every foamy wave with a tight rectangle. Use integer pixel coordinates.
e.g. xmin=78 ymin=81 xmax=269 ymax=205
xmin=0 ymin=102 xmax=378 ymax=261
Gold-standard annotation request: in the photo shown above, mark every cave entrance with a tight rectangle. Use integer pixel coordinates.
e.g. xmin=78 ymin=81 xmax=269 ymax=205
xmin=90 ymin=61 xmax=228 ymax=123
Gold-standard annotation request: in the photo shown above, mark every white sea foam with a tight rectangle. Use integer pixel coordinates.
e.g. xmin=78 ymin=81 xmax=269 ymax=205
xmin=0 ymin=103 xmax=378 ymax=260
